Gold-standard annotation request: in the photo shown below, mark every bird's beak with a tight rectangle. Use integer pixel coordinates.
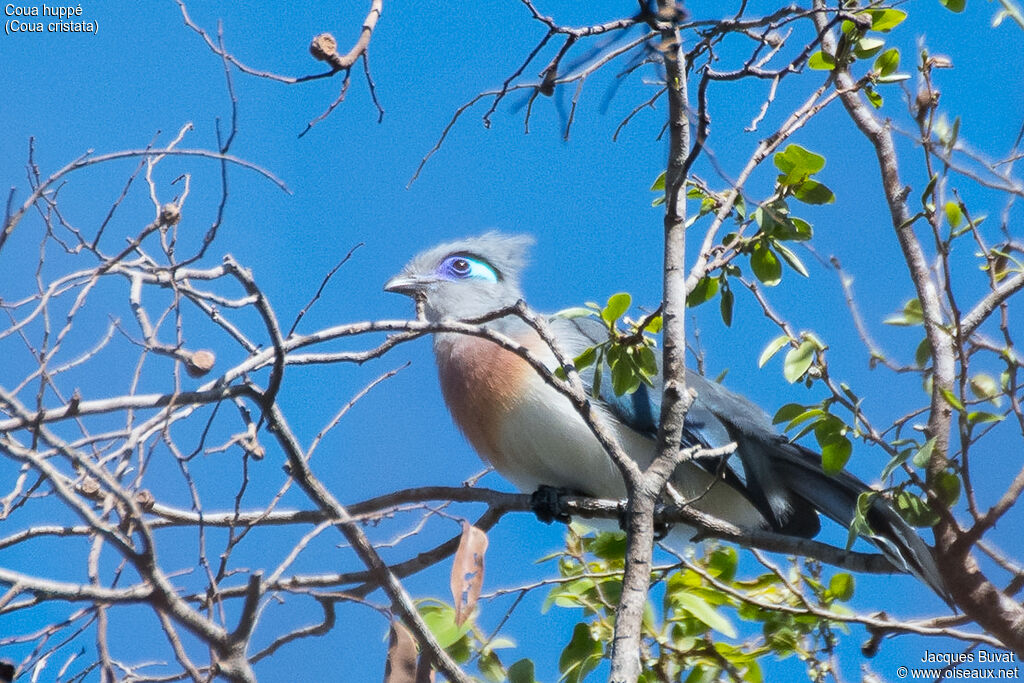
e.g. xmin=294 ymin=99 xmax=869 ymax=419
xmin=383 ymin=273 xmax=421 ymax=296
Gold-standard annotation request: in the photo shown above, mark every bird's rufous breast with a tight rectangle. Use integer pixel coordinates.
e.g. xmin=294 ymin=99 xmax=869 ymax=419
xmin=433 ymin=332 xmax=542 ymax=472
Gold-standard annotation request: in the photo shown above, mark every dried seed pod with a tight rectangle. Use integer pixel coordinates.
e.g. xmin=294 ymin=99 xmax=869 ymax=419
xmin=160 ymin=203 xmax=181 ymax=226
xmin=309 ymin=33 xmax=338 ymax=62
xmin=78 ymin=476 xmax=101 ymax=498
xmin=135 ymin=489 xmax=155 ymax=512
xmin=186 ymin=350 xmax=216 ymax=377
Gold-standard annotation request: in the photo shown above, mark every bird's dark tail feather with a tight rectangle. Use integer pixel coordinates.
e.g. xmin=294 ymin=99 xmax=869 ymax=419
xmin=759 ymin=439 xmax=951 ymax=604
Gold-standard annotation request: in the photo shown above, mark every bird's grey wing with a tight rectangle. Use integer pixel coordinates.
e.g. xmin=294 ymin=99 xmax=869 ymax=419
xmin=545 ymin=314 xmax=948 ymax=598
xmin=546 ymin=315 xmax=767 ymax=516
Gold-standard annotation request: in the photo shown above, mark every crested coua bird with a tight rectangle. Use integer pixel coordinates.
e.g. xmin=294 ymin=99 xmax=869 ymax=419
xmin=384 ymin=232 xmax=948 ymax=599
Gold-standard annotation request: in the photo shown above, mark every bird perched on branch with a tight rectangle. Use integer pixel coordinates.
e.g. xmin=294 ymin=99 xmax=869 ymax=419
xmin=384 ymin=232 xmax=947 ymax=599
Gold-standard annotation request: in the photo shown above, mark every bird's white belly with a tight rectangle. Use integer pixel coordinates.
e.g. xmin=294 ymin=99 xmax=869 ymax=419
xmin=495 ymin=380 xmax=628 ymax=498
xmin=496 ymin=380 xmax=767 ymax=531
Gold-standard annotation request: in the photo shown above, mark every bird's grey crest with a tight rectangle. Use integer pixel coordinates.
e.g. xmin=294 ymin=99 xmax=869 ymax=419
xmin=384 ymin=232 xmax=535 ymax=321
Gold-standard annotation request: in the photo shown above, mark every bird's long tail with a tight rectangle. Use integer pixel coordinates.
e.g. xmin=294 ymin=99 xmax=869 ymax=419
xmin=748 ymin=438 xmax=951 ymax=603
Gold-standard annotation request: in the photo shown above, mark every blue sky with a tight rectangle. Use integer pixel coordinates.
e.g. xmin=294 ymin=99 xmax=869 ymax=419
xmin=2 ymin=0 xmax=1023 ymax=680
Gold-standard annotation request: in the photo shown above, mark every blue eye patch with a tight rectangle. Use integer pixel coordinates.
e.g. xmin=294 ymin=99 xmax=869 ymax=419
xmin=438 ymin=254 xmax=499 ymax=283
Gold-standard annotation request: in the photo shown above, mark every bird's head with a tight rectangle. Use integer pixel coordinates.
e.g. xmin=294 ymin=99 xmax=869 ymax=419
xmin=384 ymin=232 xmax=535 ymax=322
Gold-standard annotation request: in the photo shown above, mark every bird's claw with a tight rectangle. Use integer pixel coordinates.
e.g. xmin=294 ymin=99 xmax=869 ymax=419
xmin=530 ymin=485 xmax=573 ymax=525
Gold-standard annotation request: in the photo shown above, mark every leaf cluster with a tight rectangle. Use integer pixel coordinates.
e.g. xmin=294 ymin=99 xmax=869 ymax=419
xmin=556 ymin=293 xmax=662 ymax=398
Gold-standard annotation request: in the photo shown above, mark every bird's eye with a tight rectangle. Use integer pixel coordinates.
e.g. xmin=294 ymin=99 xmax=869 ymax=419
xmin=439 ymin=255 xmax=498 ymax=283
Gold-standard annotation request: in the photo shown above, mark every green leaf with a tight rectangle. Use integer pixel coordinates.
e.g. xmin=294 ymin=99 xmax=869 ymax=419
xmin=759 ymin=335 xmax=792 ymax=368
xmin=912 ymin=437 xmax=937 ymax=468
xmin=804 ymin=331 xmax=827 ymax=351
xmin=788 ymin=217 xmax=813 ymax=241
xmin=671 ymin=591 xmax=737 ymax=638
xmin=940 ymin=0 xmax=966 ymax=12
xmin=792 ymin=179 xmax=835 ymax=205
xmin=884 ymin=298 xmax=923 ymax=326
xmin=419 ymin=603 xmax=471 ymax=649
xmin=921 ymin=174 xmax=939 ymax=209
xmin=880 ymin=448 xmax=914 ymax=481
xmin=479 ymin=650 xmax=505 ymax=682
xmin=687 ymin=276 xmax=719 ymax=307
xmin=853 ymin=37 xmax=886 ymax=59
xmin=611 ymin=358 xmax=642 ymax=397
xmin=707 ymin=547 xmax=739 ymax=583
xmin=862 ymin=8 xmax=908 ymax=32
xmin=602 ymin=292 xmax=632 ymax=325
xmin=946 ymin=116 xmax=962 ymax=152
xmin=940 ymin=387 xmax=965 ymax=412
xmin=772 ymin=402 xmax=807 ymax=425
xmin=573 ymin=346 xmax=598 ymax=372
xmin=808 ymin=50 xmax=836 ymax=70
xmin=547 ymin=577 xmax=598 ymax=611
xmin=641 ymin=314 xmax=663 ymax=334
xmin=895 ymin=490 xmax=940 ymax=527
xmin=449 ymin=634 xmax=471 ymax=663
xmin=915 ymin=337 xmax=932 ymax=367
xmin=589 ymin=531 xmax=627 ymax=561
xmin=783 ymin=340 xmax=816 ymax=383
xmin=821 ymin=436 xmax=853 ymax=475
xmin=968 ymin=411 xmax=1005 ymax=425
xmin=815 ymin=416 xmax=852 ymax=475
xmin=720 ymin=286 xmax=734 ymax=327
xmin=828 ymin=573 xmax=855 ymax=602
xmin=874 ymin=47 xmax=900 ymax=77
xmin=944 ymin=201 xmax=964 ymax=229
xmin=484 ymin=637 xmax=516 ymax=652
xmin=606 ymin=343 xmax=625 ymax=369
xmin=555 ymin=307 xmax=597 ymax=319
xmin=935 ymin=471 xmax=961 ymax=506
xmin=773 ymin=242 xmax=809 ymax=277
xmin=508 ymin=659 xmax=537 ymax=683
xmin=865 ymin=86 xmax=884 ymax=108
xmin=734 ymin=194 xmax=747 ymax=220
xmin=846 ymin=492 xmax=877 ymax=549
xmin=786 ymin=409 xmax=826 ymax=438
xmin=651 ymin=172 xmax=667 ymax=206
xmin=839 ymin=382 xmax=860 ymax=403
xmin=902 ymin=298 xmax=924 ymax=325
xmin=751 ymin=243 xmax=782 ymax=286
xmin=559 ymin=623 xmax=602 ymax=682
xmin=637 ymin=345 xmax=659 ymax=377
xmin=876 ymin=72 xmax=911 ymax=84
xmin=764 ymin=624 xmax=800 ymax=655
xmin=754 ymin=204 xmax=786 ymax=238
xmin=773 ymin=144 xmax=826 ymax=185
xmin=969 ymin=373 xmax=1001 ymax=403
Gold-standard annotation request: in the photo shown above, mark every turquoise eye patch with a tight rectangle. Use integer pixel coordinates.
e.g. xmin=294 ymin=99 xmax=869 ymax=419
xmin=438 ymin=254 xmax=498 ymax=283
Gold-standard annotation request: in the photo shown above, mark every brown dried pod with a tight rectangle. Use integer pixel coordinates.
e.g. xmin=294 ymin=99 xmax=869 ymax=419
xmin=237 ymin=430 xmax=266 ymax=460
xmin=68 ymin=388 xmax=81 ymax=415
xmin=186 ymin=349 xmax=216 ymax=377
xmin=159 ymin=203 xmax=181 ymax=226
xmin=135 ymin=489 xmax=156 ymax=512
xmin=78 ymin=476 xmax=101 ymax=498
xmin=309 ymin=33 xmax=338 ymax=62
xmin=914 ymin=87 xmax=939 ymax=123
